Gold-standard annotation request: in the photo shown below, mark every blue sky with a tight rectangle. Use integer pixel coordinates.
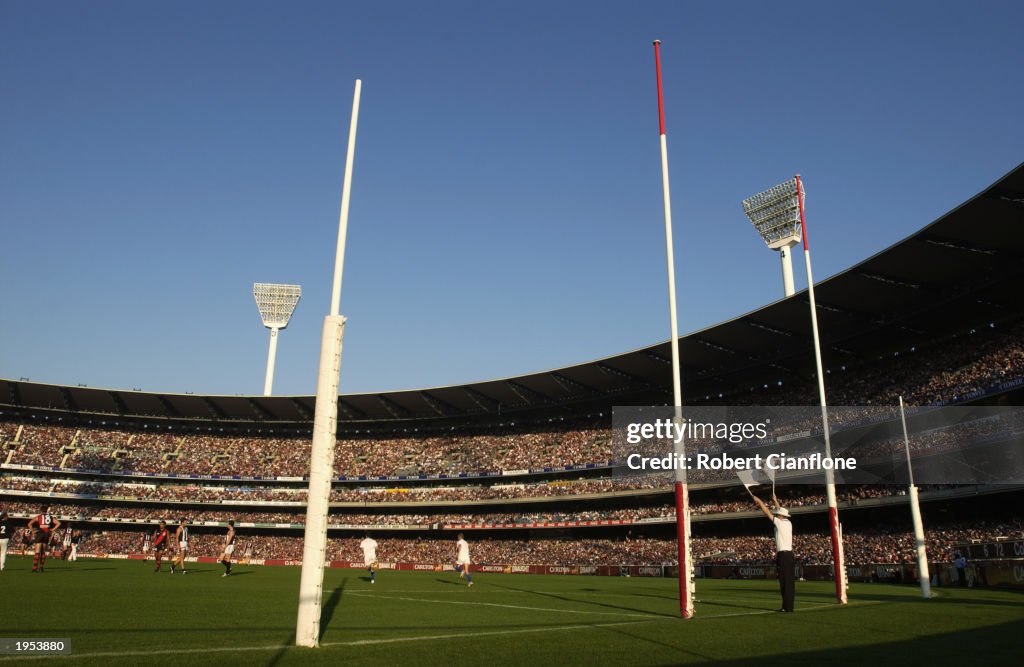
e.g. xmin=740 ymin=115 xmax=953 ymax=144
xmin=1 ymin=1 xmax=1022 ymax=397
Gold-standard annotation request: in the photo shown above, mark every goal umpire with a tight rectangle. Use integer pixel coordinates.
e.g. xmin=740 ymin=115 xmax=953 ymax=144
xmin=752 ymin=494 xmax=795 ymax=612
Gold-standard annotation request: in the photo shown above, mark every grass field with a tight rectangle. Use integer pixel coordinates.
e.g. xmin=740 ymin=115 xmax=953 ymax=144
xmin=1 ymin=556 xmax=1022 ymax=666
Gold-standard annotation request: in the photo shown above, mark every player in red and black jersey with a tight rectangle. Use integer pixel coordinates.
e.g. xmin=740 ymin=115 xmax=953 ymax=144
xmin=27 ymin=506 xmax=60 ymax=573
xmin=152 ymin=521 xmax=170 ymax=573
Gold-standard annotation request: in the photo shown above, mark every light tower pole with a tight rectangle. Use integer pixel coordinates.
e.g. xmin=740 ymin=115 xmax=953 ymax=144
xmin=295 ymin=78 xmax=361 ymax=648
xmin=741 ymin=184 xmax=802 ymax=297
xmin=742 ymin=176 xmax=848 ymax=604
xmin=253 ymin=283 xmax=302 ymax=396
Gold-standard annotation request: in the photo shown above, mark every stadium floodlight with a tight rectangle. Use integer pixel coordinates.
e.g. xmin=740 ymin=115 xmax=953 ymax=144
xmin=652 ymin=40 xmax=694 ymax=620
xmin=741 ymin=180 xmax=803 ymax=297
xmin=295 ymin=79 xmax=361 ymax=649
xmin=253 ymin=283 xmax=302 ymax=396
xmin=741 ymin=176 xmax=848 ymax=604
xmin=898 ymin=396 xmax=931 ymax=598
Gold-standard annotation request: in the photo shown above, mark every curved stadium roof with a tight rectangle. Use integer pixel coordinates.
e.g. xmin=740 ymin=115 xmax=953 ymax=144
xmin=3 ymin=163 xmax=1023 ymax=426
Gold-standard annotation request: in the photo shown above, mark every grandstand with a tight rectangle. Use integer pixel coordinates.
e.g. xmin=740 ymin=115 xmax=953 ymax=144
xmin=2 ymin=163 xmax=1023 ymax=587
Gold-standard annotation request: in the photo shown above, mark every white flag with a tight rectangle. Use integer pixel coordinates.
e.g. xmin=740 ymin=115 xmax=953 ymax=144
xmin=736 ymin=469 xmax=758 ymax=490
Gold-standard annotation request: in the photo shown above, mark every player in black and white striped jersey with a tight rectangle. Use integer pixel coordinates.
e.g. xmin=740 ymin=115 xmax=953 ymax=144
xmin=61 ymin=523 xmax=74 ymax=560
xmin=219 ymin=520 xmax=236 ymax=577
xmin=0 ymin=511 xmax=12 ymax=571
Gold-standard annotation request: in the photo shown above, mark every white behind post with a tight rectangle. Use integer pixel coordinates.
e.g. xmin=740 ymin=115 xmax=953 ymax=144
xmin=899 ymin=395 xmax=931 ymax=598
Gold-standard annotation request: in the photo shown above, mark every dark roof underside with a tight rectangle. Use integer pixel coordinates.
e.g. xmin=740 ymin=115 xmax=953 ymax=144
xmin=3 ymin=163 xmax=1023 ymax=426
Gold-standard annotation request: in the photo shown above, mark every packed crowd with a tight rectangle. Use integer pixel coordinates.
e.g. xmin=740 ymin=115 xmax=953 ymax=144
xmin=0 ymin=483 xmax=978 ymax=531
xmin=0 ymin=473 xmax=665 ymax=503
xmin=14 ymin=520 xmax=1019 ymax=566
xmin=2 ymin=320 xmax=1021 ymax=480
xmin=0 ymin=499 xmax=674 ymax=526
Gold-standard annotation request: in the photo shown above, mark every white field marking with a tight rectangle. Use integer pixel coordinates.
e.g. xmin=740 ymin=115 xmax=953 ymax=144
xmin=357 ymin=589 xmax=867 ymax=608
xmin=0 ymin=644 xmax=287 ymax=663
xmin=345 ymin=591 xmax=656 ymax=618
xmin=348 ymin=591 xmax=886 ymax=620
xmin=695 ymin=600 xmax=885 ymax=620
xmin=0 ymin=599 xmax=890 ymax=662
xmin=345 ymin=588 xmax=847 ymax=603
xmin=702 ymin=596 xmax=837 ymax=607
xmin=323 ymin=618 xmax=666 ymax=647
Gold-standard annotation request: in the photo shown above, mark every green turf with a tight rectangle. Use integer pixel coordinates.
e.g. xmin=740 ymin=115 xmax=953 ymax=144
xmin=1 ymin=555 xmax=1022 ymax=666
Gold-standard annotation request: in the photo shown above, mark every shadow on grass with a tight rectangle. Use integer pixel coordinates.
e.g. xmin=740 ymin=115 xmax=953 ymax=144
xmin=700 ymin=618 xmax=1024 ymax=667
xmin=616 ymin=590 xmax=679 ymax=601
xmin=698 ymin=599 xmax=774 ymax=612
xmin=601 ymin=623 xmax=718 ymax=662
xmin=319 ymin=576 xmax=348 ymax=643
xmin=259 ymin=633 xmax=298 ymax=667
xmin=488 ymin=581 xmax=678 ymax=618
xmin=844 ymin=590 xmax=1024 ymax=608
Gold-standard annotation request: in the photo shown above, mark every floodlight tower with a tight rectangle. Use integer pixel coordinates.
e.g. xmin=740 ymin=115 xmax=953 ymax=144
xmin=741 ymin=184 xmax=802 ymax=297
xmin=741 ymin=176 xmax=848 ymax=604
xmin=253 ymin=283 xmax=302 ymax=396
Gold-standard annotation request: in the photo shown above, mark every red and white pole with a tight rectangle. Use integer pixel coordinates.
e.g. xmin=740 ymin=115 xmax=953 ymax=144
xmin=796 ymin=175 xmax=848 ymax=604
xmin=653 ymin=39 xmax=694 ymax=619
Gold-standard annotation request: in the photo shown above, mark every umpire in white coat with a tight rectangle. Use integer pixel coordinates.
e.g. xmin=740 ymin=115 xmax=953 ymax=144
xmin=752 ymin=494 xmax=795 ymax=612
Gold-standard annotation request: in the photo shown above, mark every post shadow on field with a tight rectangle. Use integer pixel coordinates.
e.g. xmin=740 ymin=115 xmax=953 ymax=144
xmin=601 ymin=623 xmax=719 ymax=662
xmin=318 ymin=576 xmax=347 ymax=643
xmin=487 ymin=580 xmax=678 ymax=618
xmin=840 ymin=588 xmax=1024 ymax=608
xmin=670 ymin=618 xmax=1024 ymax=667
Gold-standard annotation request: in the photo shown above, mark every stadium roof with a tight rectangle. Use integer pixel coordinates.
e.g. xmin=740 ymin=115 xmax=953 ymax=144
xmin=3 ymin=163 xmax=1023 ymax=427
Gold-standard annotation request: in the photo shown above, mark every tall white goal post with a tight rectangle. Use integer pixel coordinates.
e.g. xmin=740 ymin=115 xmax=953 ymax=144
xmin=295 ymin=78 xmax=362 ymax=648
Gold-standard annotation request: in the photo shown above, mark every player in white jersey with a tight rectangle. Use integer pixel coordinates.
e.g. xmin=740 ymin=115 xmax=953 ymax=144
xmin=454 ymin=533 xmax=474 ymax=587
xmin=69 ymin=530 xmax=80 ymax=561
xmin=171 ymin=517 xmax=189 ymax=574
xmin=360 ymin=533 xmax=379 ymax=584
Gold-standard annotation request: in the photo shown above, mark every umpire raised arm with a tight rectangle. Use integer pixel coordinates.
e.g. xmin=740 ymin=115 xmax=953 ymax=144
xmin=751 ymin=493 xmax=795 ymax=613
